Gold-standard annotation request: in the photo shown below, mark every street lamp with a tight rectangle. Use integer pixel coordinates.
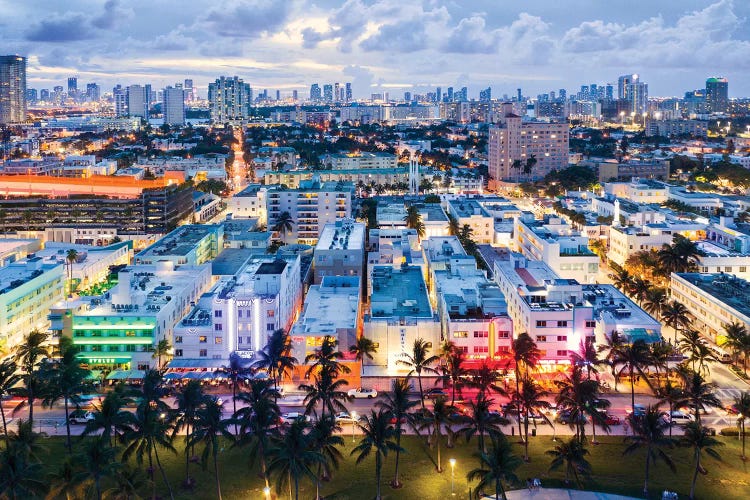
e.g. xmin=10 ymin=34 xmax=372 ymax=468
xmin=351 ymin=411 xmax=358 ymax=442
xmin=449 ymin=458 xmax=456 ymax=496
xmin=263 ymin=486 xmax=271 ymax=499
xmin=619 ymin=111 xmax=625 ymax=125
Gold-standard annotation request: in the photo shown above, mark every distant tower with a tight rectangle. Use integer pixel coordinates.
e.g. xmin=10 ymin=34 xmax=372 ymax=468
xmin=613 ymin=199 xmax=621 ymax=227
xmin=409 ymin=157 xmax=419 ymax=195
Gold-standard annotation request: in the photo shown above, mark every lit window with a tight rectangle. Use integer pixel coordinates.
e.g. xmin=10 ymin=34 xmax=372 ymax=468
xmin=215 ymin=337 xmax=222 ymax=344
xmin=199 ymin=336 xmax=207 ymax=343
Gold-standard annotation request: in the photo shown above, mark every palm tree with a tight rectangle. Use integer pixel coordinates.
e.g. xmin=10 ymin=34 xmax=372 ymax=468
xmin=352 ymin=409 xmax=401 ymax=500
xmin=47 ymin=458 xmax=86 ymax=500
xmin=555 ymin=365 xmax=599 ymax=443
xmin=721 ymin=322 xmax=750 ymax=375
xmin=5 ymin=419 xmax=47 ymax=462
xmin=309 ymin=415 xmax=344 ymax=499
xmin=679 ymin=422 xmax=723 ymax=500
xmin=515 ymin=377 xmax=552 ymax=461
xmin=443 ymin=348 xmax=468 ymax=405
xmin=220 ymin=352 xmax=252 ymax=435
xmin=397 ymin=338 xmax=439 ymax=409
xmin=656 ymin=380 xmax=687 ymax=438
xmin=680 ymin=370 xmax=721 ymax=424
xmin=104 ymin=466 xmax=147 ymax=500
xmin=300 ymin=369 xmax=350 ymax=420
xmin=83 ymin=390 xmax=135 ymax=447
xmin=610 ymin=268 xmax=633 ymax=292
xmin=418 ymin=396 xmax=454 ymax=473
xmin=650 ymin=341 xmax=673 ymax=385
xmin=268 ymin=418 xmax=323 ymax=500
xmin=627 ymin=277 xmax=652 ymax=306
xmin=77 ymin=437 xmax=120 ymax=500
xmin=376 ymin=377 xmax=417 ymax=488
xmin=546 ymin=438 xmax=592 ymax=487
xmin=643 ymin=288 xmax=668 ymax=319
xmin=468 ymin=361 xmax=506 ymax=400
xmin=510 ymin=332 xmax=540 ymax=440
xmin=66 ymin=248 xmax=78 ymax=294
xmin=152 ymin=337 xmax=172 ymax=370
xmin=661 ymin=301 xmax=691 ymax=343
xmin=42 ymin=337 xmax=91 ymax=453
xmin=349 ymin=335 xmax=377 ymax=367
xmin=459 ymin=393 xmax=507 ymax=454
xmin=570 ymin=338 xmax=600 ymax=380
xmin=304 ymin=335 xmax=349 ymax=379
xmin=189 ymin=397 xmax=233 ymax=500
xmin=233 ymin=379 xmax=281 ymax=490
xmin=734 ymin=391 xmax=750 ymax=460
xmin=255 ymin=329 xmax=297 ymax=394
xmin=172 ymin=379 xmax=206 ymax=488
xmin=14 ymin=329 xmax=50 ymax=425
xmin=0 ymin=446 xmax=47 ymax=500
xmin=0 ymin=359 xmax=20 ymax=438
xmin=466 ymin=433 xmax=522 ymax=500
xmin=679 ymin=329 xmax=715 ymax=375
xmin=623 ymin=405 xmax=676 ymax=496
xmin=613 ymin=339 xmax=653 ymax=413
xmin=523 ymin=154 xmax=537 ymax=180
xmin=403 ymin=205 xmax=425 ymax=239
xmin=511 ymin=159 xmax=523 ymax=183
xmin=598 ymin=330 xmax=625 ymax=391
xmin=272 ymin=211 xmax=294 ymax=241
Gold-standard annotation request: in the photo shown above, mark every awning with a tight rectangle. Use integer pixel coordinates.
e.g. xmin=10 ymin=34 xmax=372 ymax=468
xmin=181 ymin=372 xmax=203 ymax=379
xmin=167 ymin=359 xmax=226 ymax=369
xmin=86 ymin=370 xmax=102 ymax=380
xmin=126 ymin=370 xmax=145 ymax=380
xmin=163 ymin=372 xmax=182 ymax=380
xmin=106 ymin=370 xmax=129 ymax=380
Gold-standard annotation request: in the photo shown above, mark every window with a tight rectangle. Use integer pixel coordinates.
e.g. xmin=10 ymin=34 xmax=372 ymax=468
xmin=215 ymin=337 xmax=223 ymax=344
xmin=214 ymin=323 xmax=222 ymax=331
xmin=237 ymin=310 xmax=242 ymax=318
xmin=214 ymin=310 xmax=222 ymax=318
xmin=267 ymin=310 xmax=275 ymax=318
xmin=199 ymin=336 xmax=207 ymax=343
xmin=267 ymin=323 xmax=275 ymax=331
xmin=557 ymin=335 xmax=567 ymax=342
xmin=199 ymin=349 xmax=207 ymax=357
xmin=741 ymin=266 xmax=747 ymax=273
xmin=453 ymin=331 xmax=468 ymax=338
xmin=537 ymin=335 xmax=547 ymax=342
xmin=238 ymin=337 xmax=242 ymax=344
xmin=457 ymin=346 xmax=468 ymax=354
xmin=556 ymin=350 xmax=568 ymax=357
xmin=473 ymin=346 xmax=489 ymax=353
xmin=497 ymin=331 xmax=510 ymax=339
xmin=725 ymin=267 xmax=733 ymax=272
xmin=536 ymin=320 xmax=546 ymax=327
xmin=557 ymin=321 xmax=568 ymax=327
xmin=174 ymin=336 xmax=183 ymax=344
xmin=585 ymin=321 xmax=596 ymax=328
xmin=473 ymin=331 xmax=488 ymax=338
xmin=174 ymin=349 xmax=183 ymax=357
xmin=246 ymin=336 xmax=252 ymax=344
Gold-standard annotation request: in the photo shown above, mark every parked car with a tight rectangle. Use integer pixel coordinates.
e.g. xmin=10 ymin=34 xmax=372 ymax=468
xmin=279 ymin=412 xmax=311 ymax=425
xmin=425 ymin=388 xmax=447 ymax=399
xmin=347 ymin=388 xmax=378 ymax=399
xmin=68 ymin=410 xmax=95 ymax=425
xmin=604 ymin=414 xmax=621 ymax=426
xmin=556 ymin=410 xmax=587 ymax=425
xmin=664 ymin=410 xmax=695 ymax=426
xmin=520 ymin=413 xmax=549 ymax=424
xmin=591 ymin=398 xmax=610 ymax=410
xmin=626 ymin=404 xmax=646 ymax=417
xmin=334 ymin=412 xmax=363 ymax=424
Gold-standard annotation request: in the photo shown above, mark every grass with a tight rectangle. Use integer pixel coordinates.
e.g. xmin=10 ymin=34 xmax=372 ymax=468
xmin=29 ymin=433 xmax=750 ymax=499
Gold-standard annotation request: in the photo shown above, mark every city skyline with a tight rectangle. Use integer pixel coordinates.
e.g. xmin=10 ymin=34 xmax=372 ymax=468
xmin=4 ymin=0 xmax=750 ymax=97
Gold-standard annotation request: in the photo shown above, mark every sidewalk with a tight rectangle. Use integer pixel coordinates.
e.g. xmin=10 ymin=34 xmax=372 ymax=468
xmin=500 ymin=488 xmax=639 ymax=500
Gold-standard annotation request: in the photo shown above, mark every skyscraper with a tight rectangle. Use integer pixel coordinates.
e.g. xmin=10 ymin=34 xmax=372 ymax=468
xmin=310 ymin=83 xmax=321 ymax=101
xmin=207 ymin=76 xmax=251 ymax=123
xmin=25 ymin=88 xmax=37 ymax=103
xmin=163 ymin=86 xmax=185 ymax=125
xmin=292 ymin=90 xmax=298 ymax=101
xmin=86 ymin=83 xmax=100 ymax=102
xmin=446 ymin=87 xmax=454 ymax=102
xmin=617 ymin=74 xmax=633 ymax=100
xmin=127 ymin=84 xmax=149 ymax=119
xmin=435 ymin=87 xmax=441 ymax=103
xmin=345 ymin=82 xmax=352 ymax=102
xmin=67 ymin=77 xmax=77 ymax=96
xmin=323 ymin=84 xmax=333 ymax=102
xmin=479 ymin=87 xmax=491 ymax=102
xmin=113 ymin=85 xmax=127 ymax=117
xmin=0 ymin=55 xmax=26 ymax=124
xmin=705 ymin=77 xmax=728 ymax=114
xmin=334 ymin=83 xmax=340 ymax=103
xmin=183 ymin=79 xmax=194 ymax=102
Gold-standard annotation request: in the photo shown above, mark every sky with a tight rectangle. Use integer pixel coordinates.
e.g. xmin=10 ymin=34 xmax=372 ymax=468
xmin=3 ymin=0 xmax=750 ymax=99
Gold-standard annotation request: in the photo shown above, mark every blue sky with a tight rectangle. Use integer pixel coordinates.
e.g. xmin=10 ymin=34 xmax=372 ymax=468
xmin=3 ymin=0 xmax=750 ymax=98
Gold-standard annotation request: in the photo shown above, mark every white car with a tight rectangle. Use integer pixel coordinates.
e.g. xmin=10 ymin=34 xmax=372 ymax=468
xmin=68 ymin=410 xmax=95 ymax=425
xmin=665 ymin=410 xmax=695 ymax=426
xmin=334 ymin=412 xmax=363 ymax=424
xmin=279 ymin=412 xmax=311 ymax=425
xmin=347 ymin=388 xmax=378 ymax=399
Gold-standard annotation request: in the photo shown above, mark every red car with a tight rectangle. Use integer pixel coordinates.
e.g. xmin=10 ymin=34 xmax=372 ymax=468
xmin=604 ymin=414 xmax=621 ymax=425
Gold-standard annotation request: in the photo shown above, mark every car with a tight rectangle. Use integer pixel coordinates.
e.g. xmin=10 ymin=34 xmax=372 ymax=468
xmin=604 ymin=414 xmax=621 ymax=425
xmin=591 ymin=398 xmax=610 ymax=410
xmin=425 ymin=388 xmax=447 ymax=399
xmin=520 ymin=413 xmax=549 ymax=424
xmin=664 ymin=410 xmax=695 ymax=426
xmin=626 ymin=404 xmax=646 ymax=417
xmin=679 ymin=405 xmax=713 ymax=416
xmin=279 ymin=412 xmax=311 ymax=425
xmin=68 ymin=410 xmax=95 ymax=425
xmin=556 ymin=410 xmax=587 ymax=425
xmin=347 ymin=388 xmax=378 ymax=399
xmin=334 ymin=412 xmax=363 ymax=424
xmin=389 ymin=415 xmax=408 ymax=425
xmin=725 ymin=404 xmax=740 ymax=415
xmin=501 ymin=403 xmax=521 ymax=416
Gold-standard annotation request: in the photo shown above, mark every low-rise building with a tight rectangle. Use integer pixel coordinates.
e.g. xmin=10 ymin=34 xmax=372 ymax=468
xmin=228 ymin=184 xmax=267 ymax=224
xmin=446 ymin=198 xmax=493 ymax=244
xmin=367 ymin=228 xmax=424 ymax=270
xmin=37 ymin=241 xmax=131 ymax=294
xmin=603 ymin=179 xmax=668 ymax=204
xmin=135 ymin=224 xmax=224 ymax=266
xmin=314 ymin=219 xmax=365 ymax=283
xmin=321 ymin=152 xmax=398 ymax=170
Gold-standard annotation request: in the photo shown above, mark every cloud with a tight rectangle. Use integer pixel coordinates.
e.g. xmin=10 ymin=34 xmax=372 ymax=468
xmin=442 ymin=16 xmax=501 ymax=54
xmin=360 ymin=20 xmax=427 ymax=52
xmin=204 ymin=0 xmax=292 ymax=39
xmin=342 ymin=64 xmax=374 ymax=91
xmin=91 ymin=0 xmax=134 ymax=30
xmin=25 ymin=13 xmax=96 ymax=42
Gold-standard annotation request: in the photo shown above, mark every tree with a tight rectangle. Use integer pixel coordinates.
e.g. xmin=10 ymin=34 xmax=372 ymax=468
xmin=403 ymin=205 xmax=426 ymax=238
xmin=598 ymin=330 xmax=625 ymax=391
xmin=5 ymin=419 xmax=47 ymax=462
xmin=643 ymin=288 xmax=668 ymax=320
xmin=546 ymin=438 xmax=592 ymax=487
xmin=300 ymin=369 xmax=350 ymax=420
xmin=734 ymin=391 xmax=750 ymax=460
xmin=679 ymin=329 xmax=715 ymax=376
xmin=104 ymin=466 xmax=147 ymax=500
xmin=523 ymin=154 xmax=537 ymax=181
xmin=189 ymin=397 xmax=233 ymax=500
xmin=47 ymin=458 xmax=86 ymax=500
xmin=661 ymin=301 xmax=691 ymax=343
xmin=468 ymin=361 xmax=506 ymax=401
xmin=721 ymin=322 xmax=750 ymax=375
xmin=570 ymin=338 xmax=600 ymax=380
xmin=466 ymin=434 xmax=522 ymax=500
xmin=351 ymin=410 xmax=401 ymax=500
xmin=309 ymin=415 xmax=344 ymax=499
xmin=679 ymin=370 xmax=721 ymax=425
xmin=623 ymin=405 xmax=676 ymax=496
xmin=610 ymin=268 xmax=633 ymax=292
xmin=77 ymin=438 xmax=120 ymax=500
xmin=514 ymin=377 xmax=552 ymax=461
xmin=172 ymin=379 xmax=207 ymax=488
xmin=255 ymin=329 xmax=297 ymax=394
xmin=220 ymin=352 xmax=252 ymax=435
xmin=152 ymin=337 xmax=172 ymax=370
xmin=418 ymin=396 xmax=454 ymax=473
xmin=376 ymin=377 xmax=418 ymax=488
xmin=0 ymin=446 xmax=47 ymax=500
xmin=678 ymin=422 xmax=723 ymax=500
xmin=613 ymin=339 xmax=653 ymax=413
xmin=349 ymin=335 xmax=378 ymax=365
xmin=0 ymin=359 xmax=20 ymax=439
xmin=397 ymin=338 xmax=439 ymax=409
xmin=511 ymin=159 xmax=523 ymax=183
xmin=459 ymin=392 xmax=507 ymax=455
xmin=233 ymin=378 xmax=281 ymax=490
xmin=555 ymin=365 xmax=600 ymax=444
xmin=443 ymin=348 xmax=468 ymax=405
xmin=65 ymin=249 xmax=78 ymax=295
xmin=510 ymin=333 xmax=540 ymax=440
xmin=268 ymin=418 xmax=323 ymax=500
xmin=14 ymin=329 xmax=51 ymax=425
xmin=272 ymin=211 xmax=295 ymax=241
xmin=656 ymin=380 xmax=687 ymax=438
xmin=42 ymin=336 xmax=91 ymax=453
xmin=304 ymin=335 xmax=349 ymax=379
xmin=83 ymin=390 xmax=135 ymax=448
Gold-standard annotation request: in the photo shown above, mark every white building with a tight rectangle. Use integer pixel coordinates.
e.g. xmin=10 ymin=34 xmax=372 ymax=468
xmin=135 ymin=224 xmax=224 ymax=267
xmin=208 ymin=76 xmax=251 ymax=123
xmin=603 ymin=179 xmax=668 ymax=204
xmin=320 ymin=152 xmax=397 ymax=170
xmin=290 ymin=276 xmax=361 ymax=362
xmin=367 ymin=228 xmax=424 ymax=271
xmin=446 ymin=198 xmax=494 ymax=244
xmin=36 ymin=241 xmax=131 ymax=293
xmin=163 ymin=86 xmax=185 ymax=126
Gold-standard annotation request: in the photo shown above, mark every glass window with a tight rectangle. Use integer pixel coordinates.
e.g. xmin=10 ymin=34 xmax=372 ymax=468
xmin=175 ymin=336 xmax=183 ymax=344
xmin=174 ymin=349 xmax=183 ymax=357
xmin=537 ymin=335 xmax=547 ymax=342
xmin=199 ymin=349 xmax=207 ymax=357
xmin=267 ymin=310 xmax=275 ymax=318
xmin=214 ymin=310 xmax=222 ymax=318
xmin=214 ymin=323 xmax=222 ymax=331
xmin=215 ymin=337 xmax=222 ymax=344
xmin=453 ymin=331 xmax=468 ymax=338
xmin=199 ymin=336 xmax=207 ymax=343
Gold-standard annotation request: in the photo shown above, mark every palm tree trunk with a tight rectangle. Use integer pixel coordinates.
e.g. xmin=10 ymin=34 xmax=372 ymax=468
xmin=64 ymin=397 xmax=72 ymax=453
xmin=294 ymin=474 xmax=299 ymax=500
xmin=214 ymin=452 xmax=222 ymax=500
xmin=0 ymin=400 xmax=6 ymax=438
xmin=644 ymin=446 xmax=651 ymax=495
xmin=260 ymin=441 xmax=270 ymax=489
xmin=436 ymin=425 xmax=442 ymax=472
xmin=376 ymin=452 xmax=382 ymax=500
xmin=523 ymin=411 xmax=529 ymax=460
xmin=148 ymin=449 xmax=156 ymax=500
xmin=742 ymin=420 xmax=746 ymax=460
xmin=96 ymin=476 xmax=102 ymax=500
xmin=630 ymin=367 xmax=636 ymax=413
xmin=393 ymin=429 xmax=402 ymax=487
xmin=591 ymin=416 xmax=597 ymax=444
xmin=232 ymin=382 xmax=238 ymax=436
xmin=27 ymin=387 xmax=34 ymax=425
xmin=690 ymin=452 xmax=700 ymax=500
xmin=515 ymin=369 xmax=523 ymax=441
xmin=495 ymin=478 xmax=500 ymax=500
xmin=418 ymin=372 xmax=425 ymax=410
xmin=185 ymin=429 xmax=191 ymax=486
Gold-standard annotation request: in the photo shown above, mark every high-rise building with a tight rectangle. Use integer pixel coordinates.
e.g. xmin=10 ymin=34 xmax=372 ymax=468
xmin=292 ymin=89 xmax=298 ymax=101
xmin=0 ymin=55 xmax=26 ymax=124
xmin=436 ymin=87 xmax=442 ymax=103
xmin=323 ymin=84 xmax=333 ymax=102
xmin=559 ymin=89 xmax=567 ymax=101
xmin=207 ymin=76 xmax=251 ymax=123
xmin=276 ymin=89 xmax=280 ymax=101
xmin=617 ymin=74 xmax=632 ymax=100
xmin=86 ymin=83 xmax=100 ymax=102
xmin=705 ymin=77 xmax=728 ymax=114
xmin=334 ymin=82 xmax=340 ymax=103
xmin=479 ymin=87 xmax=491 ymax=102
xmin=604 ymin=84 xmax=613 ymax=101
xmin=404 ymin=91 xmax=411 ymax=102
xmin=310 ymin=83 xmax=321 ymax=101
xmin=67 ymin=77 xmax=77 ymax=95
xmin=626 ymin=78 xmax=648 ymax=114
xmin=516 ymin=88 xmax=522 ymax=101
xmin=40 ymin=89 xmax=50 ymax=101
xmin=25 ymin=88 xmax=37 ymax=103
xmin=113 ymin=85 xmax=127 ymax=117
xmin=446 ymin=87 xmax=454 ymax=102
xmin=126 ymin=84 xmax=149 ymax=119
xmin=345 ymin=82 xmax=352 ymax=102
xmin=163 ymin=86 xmax=185 ymax=125
xmin=183 ymin=79 xmax=194 ymax=102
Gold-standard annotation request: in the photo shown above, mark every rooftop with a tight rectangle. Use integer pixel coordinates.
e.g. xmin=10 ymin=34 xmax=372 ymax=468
xmin=316 ymin=219 xmax=365 ymax=251
xmin=0 ymin=258 xmax=61 ymax=294
xmin=292 ymin=276 xmax=360 ymax=334
xmin=417 ymin=203 xmax=448 ymax=222
xmin=233 ymin=184 xmax=265 ymax=198
xmin=582 ymin=284 xmax=661 ymax=340
xmin=675 ymin=272 xmax=750 ymax=319
xmin=137 ymin=225 xmax=221 ymax=258
xmin=211 ymin=248 xmax=256 ymax=276
xmin=448 ymin=199 xmax=491 ymax=219
xmin=370 ymin=265 xmax=433 ymax=318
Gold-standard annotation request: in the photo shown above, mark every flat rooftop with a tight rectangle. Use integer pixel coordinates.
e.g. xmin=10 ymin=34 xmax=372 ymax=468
xmin=417 ymin=203 xmax=448 ymax=222
xmin=675 ymin=273 xmax=750 ymax=319
xmin=292 ymin=277 xmax=360 ymax=334
xmin=234 ymin=184 xmax=264 ymax=197
xmin=316 ymin=220 xmax=365 ymax=251
xmin=137 ymin=225 xmax=220 ymax=258
xmin=212 ymin=248 xmax=255 ymax=276
xmin=449 ymin=199 xmax=490 ymax=219
xmin=370 ymin=266 xmax=432 ymax=318
xmin=582 ymin=284 xmax=661 ymax=339
xmin=0 ymin=258 xmax=60 ymax=293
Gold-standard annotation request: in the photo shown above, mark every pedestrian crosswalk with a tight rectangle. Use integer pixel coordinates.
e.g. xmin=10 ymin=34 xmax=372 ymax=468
xmin=715 ymin=388 xmax=743 ymax=401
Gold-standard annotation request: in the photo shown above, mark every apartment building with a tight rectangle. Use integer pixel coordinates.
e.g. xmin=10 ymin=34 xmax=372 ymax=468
xmin=320 ymin=152 xmax=397 ymax=170
xmin=446 ymin=198 xmax=494 ymax=244
xmin=314 ymin=219 xmax=365 ymax=284
xmin=135 ymin=224 xmax=224 ymax=266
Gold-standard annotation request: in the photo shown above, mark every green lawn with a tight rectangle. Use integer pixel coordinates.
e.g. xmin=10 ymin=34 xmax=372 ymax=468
xmin=34 ymin=434 xmax=750 ymax=499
